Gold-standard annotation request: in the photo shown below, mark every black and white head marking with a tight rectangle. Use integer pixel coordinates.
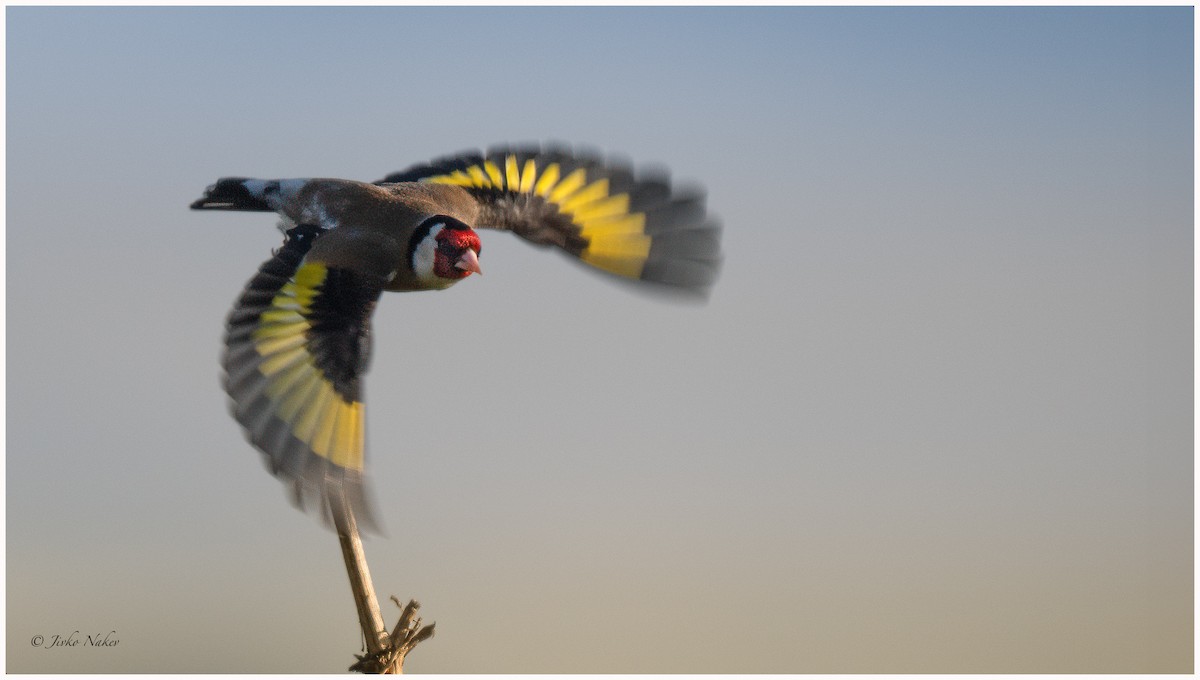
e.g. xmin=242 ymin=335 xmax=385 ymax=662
xmin=408 ymin=215 xmax=473 ymax=289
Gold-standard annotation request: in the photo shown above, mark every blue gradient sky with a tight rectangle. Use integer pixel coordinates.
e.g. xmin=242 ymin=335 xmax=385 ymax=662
xmin=6 ymin=6 xmax=1192 ymax=673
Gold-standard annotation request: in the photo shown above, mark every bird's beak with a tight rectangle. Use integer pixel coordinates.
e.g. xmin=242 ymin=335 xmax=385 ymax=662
xmin=455 ymin=249 xmax=482 ymax=276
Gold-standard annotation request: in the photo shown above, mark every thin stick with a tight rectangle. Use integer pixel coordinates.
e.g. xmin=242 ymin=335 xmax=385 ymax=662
xmin=333 ymin=501 xmax=389 ymax=657
xmin=333 ymin=497 xmax=436 ymax=674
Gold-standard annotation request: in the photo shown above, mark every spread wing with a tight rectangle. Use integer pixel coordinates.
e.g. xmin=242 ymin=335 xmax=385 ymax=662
xmin=377 ymin=144 xmax=722 ymax=295
xmin=223 ymin=224 xmax=387 ymax=531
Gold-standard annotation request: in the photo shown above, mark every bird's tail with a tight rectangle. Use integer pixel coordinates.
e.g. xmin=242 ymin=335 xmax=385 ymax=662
xmin=190 ymin=177 xmax=279 ymax=211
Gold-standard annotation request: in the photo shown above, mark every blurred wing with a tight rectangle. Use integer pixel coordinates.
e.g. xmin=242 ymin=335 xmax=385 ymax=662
xmin=377 ymin=144 xmax=722 ymax=295
xmin=223 ymin=225 xmax=386 ymax=531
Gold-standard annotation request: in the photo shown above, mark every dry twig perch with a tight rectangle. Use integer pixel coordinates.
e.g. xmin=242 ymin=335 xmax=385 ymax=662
xmin=333 ymin=498 xmax=435 ymax=674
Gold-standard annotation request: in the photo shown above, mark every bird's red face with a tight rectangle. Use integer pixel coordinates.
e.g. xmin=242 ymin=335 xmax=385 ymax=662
xmin=432 ymin=224 xmax=483 ymax=281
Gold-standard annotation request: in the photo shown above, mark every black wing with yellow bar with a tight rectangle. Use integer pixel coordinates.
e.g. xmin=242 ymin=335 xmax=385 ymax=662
xmin=377 ymin=144 xmax=722 ymax=295
xmin=223 ymin=224 xmax=384 ymax=530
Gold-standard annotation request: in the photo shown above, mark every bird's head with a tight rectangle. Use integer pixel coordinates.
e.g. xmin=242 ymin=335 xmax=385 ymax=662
xmin=411 ymin=216 xmax=483 ymax=289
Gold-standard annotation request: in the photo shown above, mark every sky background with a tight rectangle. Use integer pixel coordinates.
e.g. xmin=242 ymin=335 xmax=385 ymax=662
xmin=5 ymin=6 xmax=1193 ymax=674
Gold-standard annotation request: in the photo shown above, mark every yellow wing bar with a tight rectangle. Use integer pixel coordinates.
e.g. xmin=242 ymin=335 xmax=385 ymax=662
xmin=426 ymin=154 xmax=652 ymax=279
xmin=245 ymin=261 xmax=366 ymax=472
xmin=377 ymin=145 xmax=721 ymax=293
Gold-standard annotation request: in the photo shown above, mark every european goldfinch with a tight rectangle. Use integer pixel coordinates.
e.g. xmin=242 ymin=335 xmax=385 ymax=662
xmin=192 ymin=143 xmax=722 ymax=529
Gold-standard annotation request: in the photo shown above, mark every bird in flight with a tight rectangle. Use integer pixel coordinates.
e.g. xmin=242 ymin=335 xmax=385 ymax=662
xmin=192 ymin=143 xmax=722 ymax=530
